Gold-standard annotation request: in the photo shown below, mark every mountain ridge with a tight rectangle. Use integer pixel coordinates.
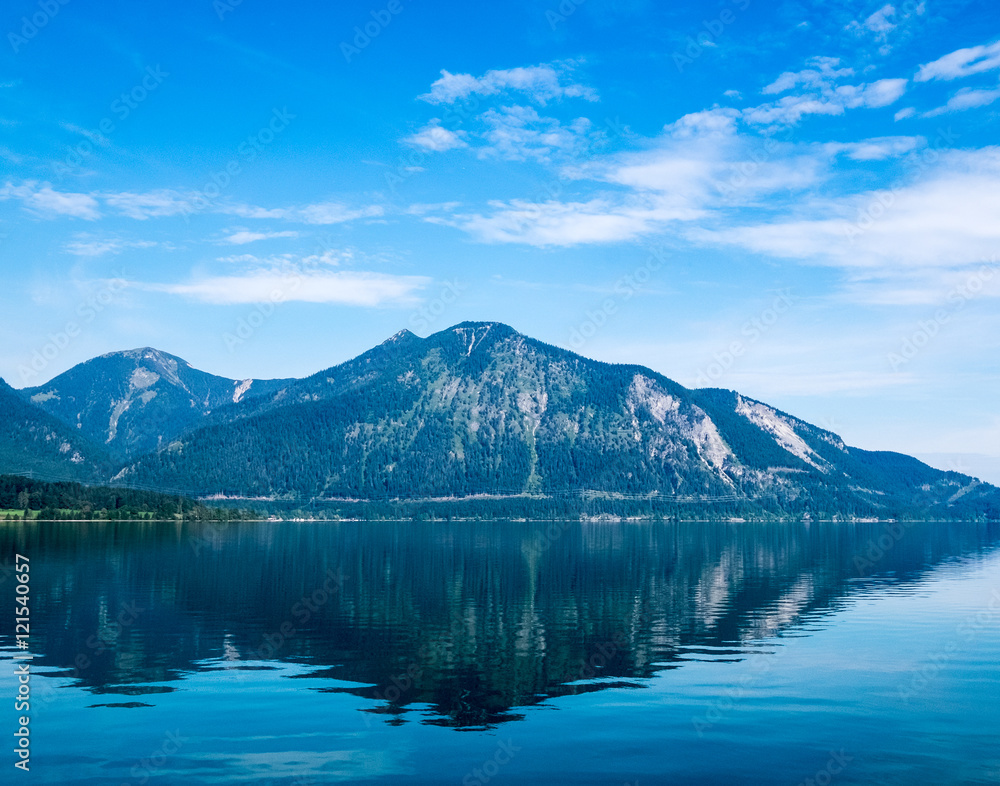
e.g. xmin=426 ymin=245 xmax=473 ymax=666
xmin=20 ymin=347 xmax=293 ymax=459
xmin=4 ymin=322 xmax=997 ymax=520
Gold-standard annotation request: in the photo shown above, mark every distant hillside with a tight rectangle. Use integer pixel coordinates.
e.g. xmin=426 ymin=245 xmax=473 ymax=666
xmin=20 ymin=348 xmax=290 ymax=459
xmin=0 ymin=377 xmax=114 ymax=483
xmin=99 ymin=322 xmax=997 ymax=521
xmin=5 ymin=323 xmax=997 ymax=520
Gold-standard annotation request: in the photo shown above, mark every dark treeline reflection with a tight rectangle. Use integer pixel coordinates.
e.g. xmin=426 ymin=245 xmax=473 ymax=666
xmin=2 ymin=520 xmax=998 ymax=727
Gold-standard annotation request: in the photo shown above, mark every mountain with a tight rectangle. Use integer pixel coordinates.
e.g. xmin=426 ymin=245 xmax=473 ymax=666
xmin=20 ymin=348 xmax=290 ymax=459
xmin=0 ymin=377 xmax=114 ymax=483
xmin=91 ymin=321 xmax=996 ymax=520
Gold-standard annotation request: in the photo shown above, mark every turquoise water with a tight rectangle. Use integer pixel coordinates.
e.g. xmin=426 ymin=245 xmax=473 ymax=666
xmin=1 ymin=520 xmax=998 ymax=784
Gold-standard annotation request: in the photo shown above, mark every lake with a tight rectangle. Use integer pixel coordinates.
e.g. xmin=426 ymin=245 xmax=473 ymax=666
xmin=1 ymin=519 xmax=998 ymax=784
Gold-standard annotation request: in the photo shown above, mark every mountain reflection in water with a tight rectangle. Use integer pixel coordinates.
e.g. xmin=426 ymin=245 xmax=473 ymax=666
xmin=2 ymin=519 xmax=997 ymax=729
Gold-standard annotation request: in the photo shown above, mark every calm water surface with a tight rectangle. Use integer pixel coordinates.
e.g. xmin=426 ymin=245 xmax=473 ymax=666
xmin=1 ymin=520 xmax=998 ymax=785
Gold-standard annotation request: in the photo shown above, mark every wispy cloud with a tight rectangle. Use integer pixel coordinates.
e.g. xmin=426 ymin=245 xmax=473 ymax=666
xmin=220 ymin=229 xmax=300 ymax=245
xmin=60 ymin=122 xmax=112 ymax=146
xmin=762 ymin=57 xmax=854 ymax=94
xmin=478 ymin=106 xmax=597 ymax=162
xmin=424 ymin=106 xmax=833 ymax=246
xmin=141 ymin=267 xmax=429 ymax=306
xmin=850 ymin=4 xmax=897 ymax=38
xmin=404 ymin=120 xmax=468 ymax=152
xmin=0 ymin=180 xmax=101 ymax=219
xmin=922 ymin=84 xmax=1000 ymax=117
xmin=225 ymin=201 xmax=384 ymax=225
xmin=915 ymin=39 xmax=1000 ymax=82
xmin=425 ymin=196 xmax=688 ymax=246
xmin=419 ymin=61 xmax=598 ymax=106
xmin=691 ymin=147 xmax=1000 ymax=271
xmin=64 ymin=234 xmax=160 ymax=256
xmin=0 ymin=181 xmax=384 ymax=226
xmin=746 ymin=75 xmax=908 ymax=126
xmin=823 ymin=135 xmax=922 ymax=160
xmin=102 ymin=189 xmax=194 ymax=219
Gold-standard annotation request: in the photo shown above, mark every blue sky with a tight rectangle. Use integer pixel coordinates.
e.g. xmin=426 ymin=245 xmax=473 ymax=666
xmin=1 ymin=0 xmax=998 ymax=479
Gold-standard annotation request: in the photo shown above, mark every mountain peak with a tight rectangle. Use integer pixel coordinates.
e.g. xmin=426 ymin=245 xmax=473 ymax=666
xmin=429 ymin=322 xmax=519 ymax=358
xmin=381 ymin=329 xmax=419 ymax=346
xmin=449 ymin=320 xmax=517 ymax=333
xmin=100 ymin=347 xmax=187 ymax=365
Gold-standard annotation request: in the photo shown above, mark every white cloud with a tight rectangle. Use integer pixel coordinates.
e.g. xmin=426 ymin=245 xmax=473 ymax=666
xmin=60 ymin=122 xmax=111 ymax=146
xmin=295 ymin=202 xmax=383 ymax=225
xmin=836 ymin=265 xmax=1000 ymax=306
xmin=103 ymin=189 xmax=195 ymax=219
xmin=1 ymin=182 xmax=384 ymax=227
xmin=405 ymin=201 xmax=461 ymax=215
xmin=692 ymin=148 xmax=1000 ymax=271
xmin=220 ymin=203 xmax=287 ymax=220
xmin=846 ymin=3 xmax=925 ymax=55
xmin=419 ymin=62 xmax=598 ymax=106
xmin=666 ymin=108 xmax=740 ymax=138
xmin=427 ymin=107 xmax=832 ymax=246
xmin=845 ymin=4 xmax=897 ymax=40
xmin=64 ymin=235 xmax=159 ymax=256
xmin=863 ymin=4 xmax=897 ymax=35
xmin=915 ymin=39 xmax=1000 ymax=82
xmin=762 ymin=57 xmax=854 ymax=94
xmin=0 ymin=180 xmax=101 ymax=219
xmin=144 ymin=267 xmax=429 ymax=306
xmin=223 ymin=201 xmax=384 ymax=225
xmin=478 ymin=105 xmax=596 ymax=162
xmin=745 ymin=76 xmax=907 ymax=125
xmin=582 ymin=107 xmax=824 ymax=207
xmin=923 ymin=85 xmax=1000 ymax=117
xmin=894 ymin=107 xmax=916 ymax=121
xmin=221 ymin=229 xmax=300 ymax=245
xmin=217 ymin=248 xmax=353 ymax=267
xmin=426 ymin=196 xmax=690 ymax=247
xmin=743 ymin=94 xmax=847 ymax=125
xmin=404 ymin=120 xmax=468 ymax=152
xmin=824 ymin=135 xmax=921 ymax=160
xmin=842 ymin=78 xmax=909 ymax=107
